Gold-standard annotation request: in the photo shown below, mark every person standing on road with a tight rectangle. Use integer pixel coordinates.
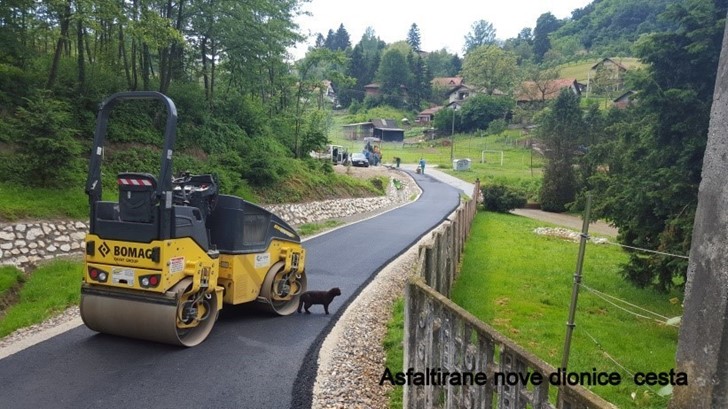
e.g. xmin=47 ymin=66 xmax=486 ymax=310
xmin=419 ymin=157 xmax=426 ymax=174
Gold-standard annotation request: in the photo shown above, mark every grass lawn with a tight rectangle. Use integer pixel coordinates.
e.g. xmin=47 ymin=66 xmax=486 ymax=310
xmin=328 ymin=119 xmax=543 ymax=192
xmin=0 ymin=266 xmax=24 ymax=295
xmin=0 ymin=259 xmax=83 ymax=338
xmin=451 ymin=212 xmax=682 ymax=408
xmin=0 ymin=183 xmax=89 ymax=222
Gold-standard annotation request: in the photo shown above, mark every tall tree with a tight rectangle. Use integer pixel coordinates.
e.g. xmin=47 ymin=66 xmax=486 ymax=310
xmin=407 ymin=23 xmax=421 ymax=50
xmin=463 ymin=20 xmax=496 ymax=53
xmin=538 ymin=88 xmax=584 ymax=212
xmin=359 ymin=26 xmax=384 ymax=56
xmin=503 ymin=27 xmax=534 ymax=64
xmin=294 ymin=48 xmax=348 ymax=157
xmin=450 ymin=54 xmax=462 ymax=76
xmin=376 ymin=48 xmax=410 ymax=107
xmin=585 ymin=0 xmax=727 ymax=291
xmin=333 ymin=23 xmax=350 ymax=51
xmin=324 ymin=29 xmax=335 ymax=49
xmin=339 ymin=43 xmax=367 ymax=107
xmin=46 ymin=0 xmax=73 ymax=89
xmin=314 ymin=33 xmax=325 ymax=48
xmin=425 ymin=48 xmax=458 ymax=77
xmin=407 ymin=51 xmax=430 ymax=108
xmin=533 ymin=12 xmax=562 ymax=63
xmin=461 ymin=45 xmax=518 ymax=95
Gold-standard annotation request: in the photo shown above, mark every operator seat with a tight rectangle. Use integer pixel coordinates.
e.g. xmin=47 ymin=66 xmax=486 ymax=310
xmin=117 ymin=172 xmax=158 ymax=223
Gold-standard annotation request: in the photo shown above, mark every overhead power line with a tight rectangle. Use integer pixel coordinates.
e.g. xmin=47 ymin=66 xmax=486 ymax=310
xmin=601 ymin=241 xmax=689 ymax=260
xmin=579 ymin=283 xmax=679 ymax=327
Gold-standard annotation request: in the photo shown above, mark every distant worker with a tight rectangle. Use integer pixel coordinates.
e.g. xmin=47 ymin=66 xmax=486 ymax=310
xmin=419 ymin=158 xmax=426 ymax=174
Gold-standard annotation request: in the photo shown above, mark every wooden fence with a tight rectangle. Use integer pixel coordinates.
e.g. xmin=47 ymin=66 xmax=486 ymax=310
xmin=403 ymin=181 xmax=615 ymax=409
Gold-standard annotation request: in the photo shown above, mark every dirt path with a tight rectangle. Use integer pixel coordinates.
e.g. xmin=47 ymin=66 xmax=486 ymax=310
xmin=511 ymin=208 xmax=618 ymax=237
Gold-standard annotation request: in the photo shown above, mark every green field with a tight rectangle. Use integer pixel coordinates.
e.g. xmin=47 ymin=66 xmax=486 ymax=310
xmin=329 ymin=114 xmax=543 ymax=195
xmin=557 ymin=58 xmax=643 ymax=82
xmin=450 ymin=212 xmax=682 ymax=408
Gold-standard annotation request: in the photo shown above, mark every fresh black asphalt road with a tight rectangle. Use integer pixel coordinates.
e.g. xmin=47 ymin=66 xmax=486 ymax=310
xmin=0 ymin=171 xmax=460 ymax=409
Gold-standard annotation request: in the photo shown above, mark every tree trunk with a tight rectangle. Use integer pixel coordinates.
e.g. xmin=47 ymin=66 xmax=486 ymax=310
xmin=159 ymin=46 xmax=168 ymax=93
xmin=131 ymin=0 xmax=139 ymax=90
xmin=77 ymin=10 xmax=85 ymax=89
xmin=131 ymin=39 xmax=138 ymax=90
xmin=158 ymin=0 xmax=173 ymax=94
xmin=85 ymin=27 xmax=93 ymax=65
xmin=46 ymin=0 xmax=73 ymax=89
xmin=201 ymin=36 xmax=209 ymax=100
xmin=141 ymin=43 xmax=150 ymax=90
xmin=120 ymin=26 xmax=132 ymax=88
xmin=210 ymin=38 xmax=216 ymax=109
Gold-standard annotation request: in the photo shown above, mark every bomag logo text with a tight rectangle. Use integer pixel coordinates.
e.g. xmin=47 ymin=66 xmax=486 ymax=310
xmin=114 ymin=246 xmax=154 ymax=259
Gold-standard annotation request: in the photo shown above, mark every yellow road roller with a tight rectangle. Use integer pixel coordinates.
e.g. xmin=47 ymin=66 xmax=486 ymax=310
xmin=81 ymin=91 xmax=306 ymax=347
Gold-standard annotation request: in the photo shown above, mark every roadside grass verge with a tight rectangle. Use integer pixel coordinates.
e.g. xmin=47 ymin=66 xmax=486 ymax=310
xmin=0 ymin=260 xmax=82 ymax=338
xmin=0 ymin=266 xmax=23 ymax=294
xmin=298 ymin=220 xmax=344 ymax=237
xmin=382 ymin=297 xmax=405 ymax=409
xmin=451 ymin=212 xmax=682 ymax=408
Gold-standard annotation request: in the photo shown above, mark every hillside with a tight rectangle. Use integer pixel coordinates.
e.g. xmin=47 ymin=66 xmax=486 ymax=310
xmin=552 ymin=0 xmax=676 ymax=56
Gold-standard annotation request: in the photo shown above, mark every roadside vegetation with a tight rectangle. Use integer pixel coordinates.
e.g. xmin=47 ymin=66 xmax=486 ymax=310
xmin=382 ymin=210 xmax=682 ymax=408
xmin=452 ymin=212 xmax=681 ymax=408
xmin=382 ymin=298 xmax=405 ymax=409
xmin=0 ymin=260 xmax=82 ymax=338
xmin=0 ymin=158 xmax=387 ymax=222
xmin=0 ymin=266 xmax=24 ymax=296
xmin=297 ymin=220 xmax=344 ymax=237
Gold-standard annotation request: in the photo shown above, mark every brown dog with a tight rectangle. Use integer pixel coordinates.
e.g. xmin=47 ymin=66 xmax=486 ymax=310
xmin=297 ymin=287 xmax=342 ymax=314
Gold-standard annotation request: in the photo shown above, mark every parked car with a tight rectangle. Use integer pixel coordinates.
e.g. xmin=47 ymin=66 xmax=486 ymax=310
xmin=351 ymin=152 xmax=369 ymax=167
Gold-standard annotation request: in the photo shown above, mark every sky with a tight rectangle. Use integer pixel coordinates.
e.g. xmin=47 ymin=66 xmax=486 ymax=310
xmin=290 ymin=0 xmax=593 ymax=60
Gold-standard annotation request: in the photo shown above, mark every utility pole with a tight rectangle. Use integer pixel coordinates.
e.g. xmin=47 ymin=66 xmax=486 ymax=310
xmin=450 ymin=107 xmax=455 ymax=163
xmin=560 ymin=195 xmax=592 ymax=371
xmin=530 ymin=139 xmax=533 ymax=177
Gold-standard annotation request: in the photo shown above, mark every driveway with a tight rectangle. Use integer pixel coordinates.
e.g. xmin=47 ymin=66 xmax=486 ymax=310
xmin=402 ymin=165 xmax=618 ymax=237
xmin=511 ymin=208 xmax=618 ymax=237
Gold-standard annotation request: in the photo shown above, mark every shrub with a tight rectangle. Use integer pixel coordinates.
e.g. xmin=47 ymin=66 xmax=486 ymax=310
xmin=240 ymin=136 xmax=292 ymax=187
xmin=13 ymin=92 xmax=82 ymax=187
xmin=514 ymin=178 xmax=543 ymax=203
xmin=481 ymin=184 xmax=527 ymax=213
xmin=540 ymin=159 xmax=576 ymax=212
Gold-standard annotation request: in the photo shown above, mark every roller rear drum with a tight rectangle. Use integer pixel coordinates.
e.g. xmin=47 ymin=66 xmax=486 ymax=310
xmin=80 ymin=279 xmax=218 ymax=347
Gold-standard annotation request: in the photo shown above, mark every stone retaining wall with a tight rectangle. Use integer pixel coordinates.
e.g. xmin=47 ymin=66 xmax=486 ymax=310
xmin=0 ymin=221 xmax=88 ymax=269
xmin=265 ymin=174 xmax=416 ymax=226
xmin=0 ymin=172 xmax=418 ymax=271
